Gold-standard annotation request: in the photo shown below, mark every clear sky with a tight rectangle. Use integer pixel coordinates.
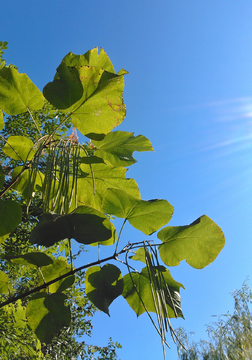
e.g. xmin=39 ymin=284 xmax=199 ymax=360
xmin=2 ymin=1 xmax=252 ymax=359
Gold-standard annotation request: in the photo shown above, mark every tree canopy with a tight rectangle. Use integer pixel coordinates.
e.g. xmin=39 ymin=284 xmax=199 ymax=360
xmin=0 ymin=42 xmax=225 ymax=358
xmin=176 ymin=281 xmax=252 ymax=360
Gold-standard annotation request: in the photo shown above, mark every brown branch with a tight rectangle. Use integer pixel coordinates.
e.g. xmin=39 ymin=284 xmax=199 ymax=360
xmin=0 ymin=243 xmax=133 ymax=309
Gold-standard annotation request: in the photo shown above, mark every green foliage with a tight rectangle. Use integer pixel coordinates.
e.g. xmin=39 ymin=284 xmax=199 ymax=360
xmin=176 ymin=282 xmax=252 ymax=360
xmin=0 ymin=44 xmax=225 ymax=358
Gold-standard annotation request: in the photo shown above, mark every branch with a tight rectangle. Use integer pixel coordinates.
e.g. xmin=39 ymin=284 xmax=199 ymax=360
xmin=0 ymin=243 xmax=134 ymax=309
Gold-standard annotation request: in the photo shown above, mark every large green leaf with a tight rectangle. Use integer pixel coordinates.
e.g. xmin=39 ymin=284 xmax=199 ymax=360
xmin=122 ymin=266 xmax=184 ymax=318
xmin=43 ymin=49 xmax=126 ymax=138
xmin=91 ymin=131 xmax=154 ymax=167
xmin=158 ymin=215 xmax=225 ymax=269
xmin=61 ymin=47 xmax=115 ymax=73
xmin=0 ymin=270 xmax=10 ymax=294
xmin=38 ymin=259 xmax=75 ymax=293
xmin=102 ymin=188 xmax=174 ymax=235
xmin=78 ymin=161 xmax=140 ymax=211
xmin=8 ymin=252 xmax=53 ymax=267
xmin=0 ymin=67 xmax=44 ymax=114
xmin=3 ymin=136 xmax=35 ymax=161
xmin=30 ymin=206 xmax=113 ymax=247
xmin=26 ymin=292 xmax=71 ymax=344
xmin=85 ymin=264 xmax=123 ymax=315
xmin=0 ymin=200 xmax=22 ymax=237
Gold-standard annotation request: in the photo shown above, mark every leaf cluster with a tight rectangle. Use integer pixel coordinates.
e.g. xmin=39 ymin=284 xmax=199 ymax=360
xmin=0 ymin=45 xmax=225 ymax=357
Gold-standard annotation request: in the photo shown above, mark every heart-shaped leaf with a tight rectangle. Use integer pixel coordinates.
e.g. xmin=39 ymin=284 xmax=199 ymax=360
xmin=158 ymin=215 xmax=225 ymax=269
xmin=0 ymin=67 xmax=44 ymax=114
xmin=30 ymin=206 xmax=113 ymax=247
xmin=26 ymin=292 xmax=71 ymax=344
xmin=102 ymin=188 xmax=174 ymax=235
xmin=85 ymin=264 xmax=123 ymax=315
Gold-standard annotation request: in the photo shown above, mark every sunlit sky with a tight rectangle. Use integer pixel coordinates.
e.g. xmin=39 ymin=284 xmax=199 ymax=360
xmin=2 ymin=1 xmax=252 ymax=358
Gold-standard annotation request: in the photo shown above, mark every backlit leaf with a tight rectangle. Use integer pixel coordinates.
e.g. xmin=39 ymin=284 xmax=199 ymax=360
xmin=38 ymin=259 xmax=74 ymax=293
xmin=0 ymin=270 xmax=10 ymax=294
xmin=0 ymin=67 xmax=44 ymax=114
xmin=85 ymin=264 xmax=123 ymax=315
xmin=26 ymin=292 xmax=71 ymax=344
xmin=102 ymin=189 xmax=174 ymax=235
xmin=0 ymin=109 xmax=4 ymax=130
xmin=78 ymin=161 xmax=140 ymax=211
xmin=158 ymin=215 xmax=225 ymax=269
xmin=43 ymin=49 xmax=126 ymax=138
xmin=122 ymin=266 xmax=184 ymax=318
xmin=3 ymin=136 xmax=35 ymax=161
xmin=62 ymin=47 xmax=115 ymax=73
xmin=92 ymin=131 xmax=154 ymax=167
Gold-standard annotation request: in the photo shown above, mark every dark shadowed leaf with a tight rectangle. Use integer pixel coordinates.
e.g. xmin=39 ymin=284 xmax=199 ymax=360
xmin=0 ymin=200 xmax=22 ymax=237
xmin=26 ymin=292 xmax=71 ymax=344
xmin=85 ymin=264 xmax=123 ymax=315
xmin=30 ymin=206 xmax=113 ymax=247
xmin=8 ymin=252 xmax=53 ymax=267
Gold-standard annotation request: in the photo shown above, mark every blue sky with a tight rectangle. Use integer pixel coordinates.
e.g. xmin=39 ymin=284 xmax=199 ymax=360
xmin=2 ymin=1 xmax=252 ymax=358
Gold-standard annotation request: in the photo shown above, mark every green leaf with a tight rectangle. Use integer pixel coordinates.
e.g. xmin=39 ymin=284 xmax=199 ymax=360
xmin=43 ymin=50 xmax=126 ymax=137
xmin=30 ymin=206 xmax=113 ymax=247
xmin=85 ymin=264 xmax=123 ymax=315
xmin=129 ymin=247 xmax=151 ymax=264
xmin=0 ymin=200 xmax=22 ymax=237
xmin=0 ymin=270 xmax=10 ymax=294
xmin=78 ymin=161 xmax=140 ymax=211
xmin=38 ymin=259 xmax=74 ymax=293
xmin=92 ymin=131 xmax=154 ymax=167
xmin=0 ymin=67 xmax=44 ymax=114
xmin=8 ymin=252 xmax=53 ymax=267
xmin=12 ymin=166 xmax=44 ymax=198
xmin=62 ymin=47 xmax=115 ymax=73
xmin=122 ymin=266 xmax=184 ymax=318
xmin=0 ymin=109 xmax=4 ymax=130
xmin=26 ymin=292 xmax=71 ymax=344
xmin=102 ymin=189 xmax=174 ymax=235
xmin=158 ymin=215 xmax=225 ymax=269
xmin=3 ymin=136 xmax=35 ymax=161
